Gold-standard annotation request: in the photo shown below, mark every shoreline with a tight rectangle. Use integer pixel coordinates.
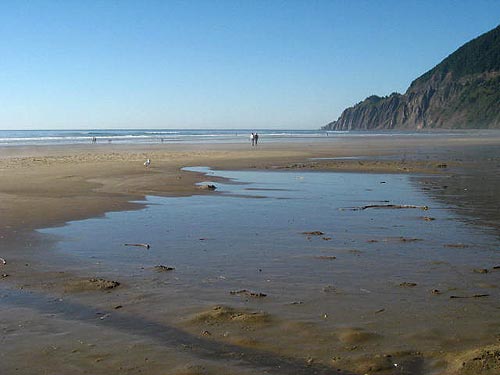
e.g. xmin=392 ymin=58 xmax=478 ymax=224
xmin=2 ymin=133 xmax=500 ymax=235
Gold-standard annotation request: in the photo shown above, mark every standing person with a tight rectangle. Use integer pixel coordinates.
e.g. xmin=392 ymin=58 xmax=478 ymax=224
xmin=254 ymin=133 xmax=259 ymax=146
xmin=250 ymin=132 xmax=255 ymax=146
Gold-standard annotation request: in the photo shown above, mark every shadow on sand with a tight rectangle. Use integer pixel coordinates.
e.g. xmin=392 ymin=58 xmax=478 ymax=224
xmin=2 ymin=287 xmax=361 ymax=375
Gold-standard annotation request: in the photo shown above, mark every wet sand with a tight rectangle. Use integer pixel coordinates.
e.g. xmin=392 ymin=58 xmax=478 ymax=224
xmin=1 ymin=133 xmax=500 ymax=375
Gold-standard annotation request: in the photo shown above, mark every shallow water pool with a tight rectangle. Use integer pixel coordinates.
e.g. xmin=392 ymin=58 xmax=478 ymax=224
xmin=39 ymin=167 xmax=500 ymax=364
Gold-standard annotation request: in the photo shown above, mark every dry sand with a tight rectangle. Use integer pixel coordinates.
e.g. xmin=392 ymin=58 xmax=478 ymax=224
xmin=1 ymin=134 xmax=500 ymax=375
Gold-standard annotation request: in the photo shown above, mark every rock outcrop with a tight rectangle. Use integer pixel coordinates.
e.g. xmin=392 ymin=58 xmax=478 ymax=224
xmin=323 ymin=25 xmax=500 ymax=130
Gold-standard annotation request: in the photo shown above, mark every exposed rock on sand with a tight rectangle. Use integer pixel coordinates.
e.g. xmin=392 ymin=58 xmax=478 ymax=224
xmin=154 ymin=265 xmax=175 ymax=272
xmin=189 ymin=305 xmax=270 ymax=325
xmin=64 ymin=278 xmax=120 ymax=292
xmin=197 ymin=184 xmax=217 ymax=191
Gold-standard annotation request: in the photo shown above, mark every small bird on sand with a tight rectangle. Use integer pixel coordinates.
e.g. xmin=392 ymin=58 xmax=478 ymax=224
xmin=144 ymin=158 xmax=151 ymax=167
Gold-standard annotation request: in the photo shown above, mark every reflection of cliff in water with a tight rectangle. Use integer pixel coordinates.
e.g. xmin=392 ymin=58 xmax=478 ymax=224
xmin=413 ymin=145 xmax=500 ymax=238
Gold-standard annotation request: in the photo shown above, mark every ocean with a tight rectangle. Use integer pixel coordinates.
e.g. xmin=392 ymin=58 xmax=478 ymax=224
xmin=0 ymin=128 xmax=487 ymax=146
xmin=0 ymin=129 xmax=335 ymax=146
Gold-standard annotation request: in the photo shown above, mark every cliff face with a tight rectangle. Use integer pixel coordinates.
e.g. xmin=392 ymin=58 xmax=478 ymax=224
xmin=323 ymin=25 xmax=500 ymax=130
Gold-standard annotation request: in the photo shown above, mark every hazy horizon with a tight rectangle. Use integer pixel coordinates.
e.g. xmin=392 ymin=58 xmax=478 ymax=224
xmin=1 ymin=0 xmax=499 ymax=130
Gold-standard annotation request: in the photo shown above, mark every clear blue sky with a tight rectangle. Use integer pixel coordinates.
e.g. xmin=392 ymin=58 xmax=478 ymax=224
xmin=0 ymin=0 xmax=499 ymax=130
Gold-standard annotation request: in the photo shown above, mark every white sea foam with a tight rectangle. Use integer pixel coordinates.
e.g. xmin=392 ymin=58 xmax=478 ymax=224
xmin=0 ymin=129 xmax=487 ymax=146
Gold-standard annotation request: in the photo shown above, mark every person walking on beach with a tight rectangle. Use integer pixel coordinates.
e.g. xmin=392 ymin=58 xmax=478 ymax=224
xmin=250 ymin=132 xmax=255 ymax=146
xmin=254 ymin=133 xmax=259 ymax=146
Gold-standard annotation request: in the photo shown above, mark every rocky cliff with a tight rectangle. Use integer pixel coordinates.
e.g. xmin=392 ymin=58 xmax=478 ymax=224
xmin=323 ymin=25 xmax=500 ymax=130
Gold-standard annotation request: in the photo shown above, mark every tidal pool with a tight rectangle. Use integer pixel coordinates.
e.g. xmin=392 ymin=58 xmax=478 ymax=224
xmin=38 ymin=167 xmax=499 ymax=371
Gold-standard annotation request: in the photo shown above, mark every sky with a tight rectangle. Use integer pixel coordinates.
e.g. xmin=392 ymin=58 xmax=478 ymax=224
xmin=0 ymin=0 xmax=499 ymax=130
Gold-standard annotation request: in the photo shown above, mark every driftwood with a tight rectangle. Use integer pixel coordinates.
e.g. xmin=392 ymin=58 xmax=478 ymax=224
xmin=124 ymin=243 xmax=150 ymax=249
xmin=230 ymin=289 xmax=267 ymax=298
xmin=444 ymin=243 xmax=469 ymax=248
xmin=450 ymin=294 xmax=489 ymax=299
xmin=342 ymin=204 xmax=429 ymax=211
xmin=0 ymin=257 xmax=6 ymax=265
xmin=400 ymin=282 xmax=418 ymax=287
xmin=314 ymin=255 xmax=337 ymax=260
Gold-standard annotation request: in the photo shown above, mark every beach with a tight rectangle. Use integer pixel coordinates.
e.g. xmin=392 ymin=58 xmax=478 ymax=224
xmin=1 ymin=133 xmax=500 ymax=375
